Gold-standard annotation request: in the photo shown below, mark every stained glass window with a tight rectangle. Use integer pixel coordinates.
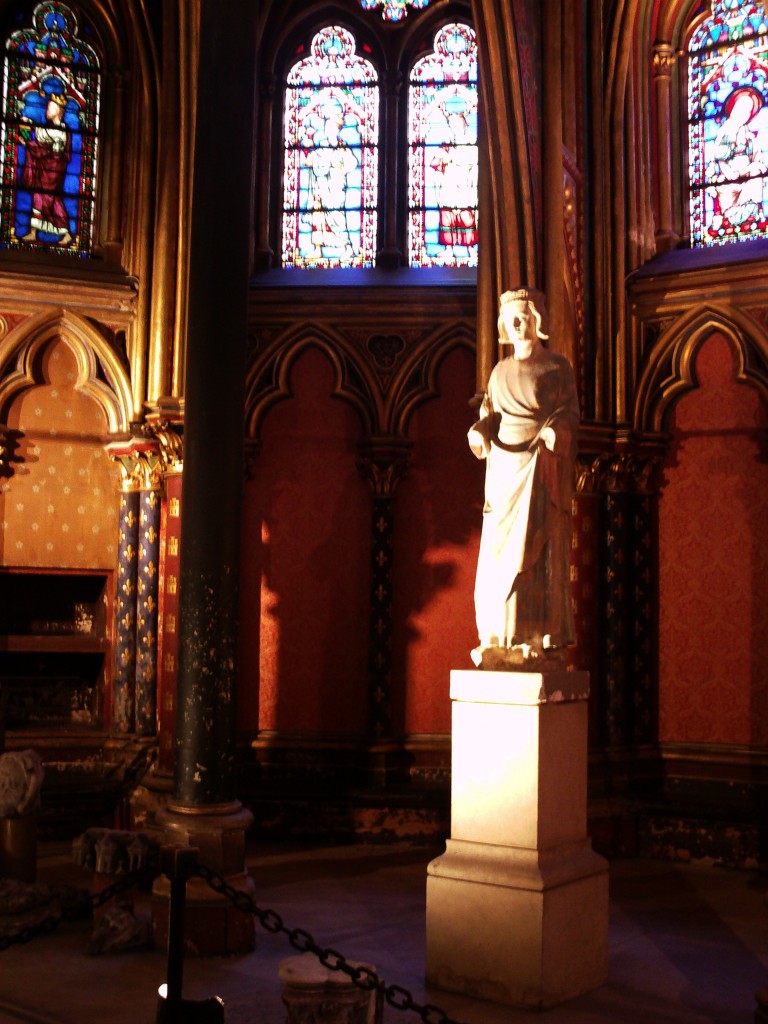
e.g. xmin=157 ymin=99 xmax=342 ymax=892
xmin=689 ymin=0 xmax=768 ymax=246
xmin=359 ymin=0 xmax=430 ymax=22
xmin=0 ymin=2 xmax=100 ymax=256
xmin=282 ymin=26 xmax=379 ymax=269
xmin=408 ymin=22 xmax=478 ymax=268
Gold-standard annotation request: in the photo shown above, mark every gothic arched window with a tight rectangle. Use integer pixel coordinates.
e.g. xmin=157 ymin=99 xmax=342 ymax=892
xmin=282 ymin=25 xmax=379 ymax=269
xmin=407 ymin=21 xmax=478 ymax=267
xmin=688 ymin=0 xmax=768 ymax=246
xmin=0 ymin=1 xmax=101 ymax=256
xmin=274 ymin=8 xmax=477 ymax=273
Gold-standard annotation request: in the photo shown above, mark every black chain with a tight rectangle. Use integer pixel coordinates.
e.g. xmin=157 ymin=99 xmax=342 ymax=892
xmin=0 ymin=868 xmax=146 ymax=951
xmin=194 ymin=861 xmax=466 ymax=1024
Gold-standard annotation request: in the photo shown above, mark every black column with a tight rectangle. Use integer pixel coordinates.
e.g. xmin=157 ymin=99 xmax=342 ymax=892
xmin=174 ymin=0 xmax=257 ymax=807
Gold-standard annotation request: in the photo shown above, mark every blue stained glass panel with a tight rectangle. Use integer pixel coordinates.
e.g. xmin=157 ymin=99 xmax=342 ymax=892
xmin=688 ymin=0 xmax=768 ymax=246
xmin=282 ymin=26 xmax=378 ymax=269
xmin=0 ymin=2 xmax=100 ymax=256
xmin=408 ymin=23 xmax=478 ymax=268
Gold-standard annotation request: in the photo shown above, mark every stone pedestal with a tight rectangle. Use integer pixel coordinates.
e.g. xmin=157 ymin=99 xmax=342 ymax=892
xmin=152 ymin=802 xmax=255 ymax=955
xmin=426 ymin=670 xmax=608 ymax=1010
xmin=279 ymin=954 xmax=376 ymax=1024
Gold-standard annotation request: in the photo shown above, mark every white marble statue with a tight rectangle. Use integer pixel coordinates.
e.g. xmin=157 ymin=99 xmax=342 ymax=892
xmin=468 ymin=288 xmax=579 ymax=670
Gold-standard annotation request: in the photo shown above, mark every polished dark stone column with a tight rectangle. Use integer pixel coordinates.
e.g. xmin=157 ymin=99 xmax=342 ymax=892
xmin=153 ymin=0 xmax=257 ymax=955
xmin=172 ymin=0 xmax=256 ymax=809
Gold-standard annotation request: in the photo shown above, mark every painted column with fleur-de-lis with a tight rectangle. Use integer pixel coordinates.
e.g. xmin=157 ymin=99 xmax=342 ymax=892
xmin=136 ymin=483 xmax=161 ymax=736
xmin=113 ymin=475 xmax=139 ymax=733
xmin=108 ymin=441 xmax=164 ymax=736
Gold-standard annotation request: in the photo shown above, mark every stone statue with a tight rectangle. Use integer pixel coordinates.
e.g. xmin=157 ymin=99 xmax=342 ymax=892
xmin=468 ymin=288 xmax=579 ymax=670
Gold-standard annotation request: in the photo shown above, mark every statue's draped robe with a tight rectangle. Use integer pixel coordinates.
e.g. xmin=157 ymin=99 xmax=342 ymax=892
xmin=471 ymin=345 xmax=579 ymax=649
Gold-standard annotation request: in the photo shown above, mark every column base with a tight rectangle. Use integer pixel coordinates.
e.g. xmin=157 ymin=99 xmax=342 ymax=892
xmin=426 ymin=837 xmax=608 ymax=1009
xmin=153 ymin=871 xmax=256 ymax=956
xmin=152 ymin=801 xmax=255 ymax=955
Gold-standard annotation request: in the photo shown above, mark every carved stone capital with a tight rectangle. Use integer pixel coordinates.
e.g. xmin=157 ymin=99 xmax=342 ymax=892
xmin=576 ymin=427 xmax=669 ymax=494
xmin=356 ymin=439 xmax=412 ymax=498
xmin=582 ymin=451 xmax=663 ymax=494
xmin=142 ymin=419 xmax=184 ymax=474
xmin=106 ymin=438 xmax=164 ymax=492
xmin=652 ymin=42 xmax=676 ymax=78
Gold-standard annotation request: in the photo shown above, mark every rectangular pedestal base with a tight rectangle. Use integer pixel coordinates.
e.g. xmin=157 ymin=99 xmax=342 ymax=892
xmin=426 ymin=839 xmax=608 ymax=1009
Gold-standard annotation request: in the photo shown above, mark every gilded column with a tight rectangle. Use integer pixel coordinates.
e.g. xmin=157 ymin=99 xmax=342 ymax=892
xmin=357 ymin=440 xmax=411 ymax=746
xmin=652 ymin=43 xmax=678 ymax=253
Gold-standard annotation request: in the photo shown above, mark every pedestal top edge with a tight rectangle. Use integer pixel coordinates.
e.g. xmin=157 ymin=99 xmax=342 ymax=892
xmin=450 ymin=669 xmax=590 ymax=705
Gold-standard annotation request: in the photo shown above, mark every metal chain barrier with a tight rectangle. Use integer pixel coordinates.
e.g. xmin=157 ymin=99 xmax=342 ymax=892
xmin=194 ymin=861 xmax=466 ymax=1024
xmin=0 ymin=868 xmax=147 ymax=951
xmin=1 ymin=851 xmax=468 ymax=1024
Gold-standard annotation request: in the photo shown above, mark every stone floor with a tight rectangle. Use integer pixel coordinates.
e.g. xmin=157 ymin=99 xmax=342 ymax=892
xmin=1 ymin=839 xmax=767 ymax=1024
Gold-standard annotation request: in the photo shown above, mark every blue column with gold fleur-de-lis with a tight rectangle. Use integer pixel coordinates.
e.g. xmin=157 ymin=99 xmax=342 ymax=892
xmin=136 ymin=487 xmax=161 ymax=736
xmin=114 ymin=488 xmax=139 ymax=732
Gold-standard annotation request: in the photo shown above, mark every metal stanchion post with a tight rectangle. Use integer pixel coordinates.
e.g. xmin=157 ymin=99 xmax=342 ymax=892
xmin=156 ymin=846 xmax=225 ymax=1024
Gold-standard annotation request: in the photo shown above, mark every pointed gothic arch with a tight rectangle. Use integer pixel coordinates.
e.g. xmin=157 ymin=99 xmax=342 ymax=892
xmin=244 ymin=325 xmax=378 ymax=442
xmin=633 ymin=303 xmax=768 ymax=433
xmin=0 ymin=308 xmax=133 ymax=432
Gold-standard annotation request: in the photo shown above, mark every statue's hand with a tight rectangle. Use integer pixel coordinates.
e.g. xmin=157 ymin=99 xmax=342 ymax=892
xmin=467 ymin=427 xmax=489 ymax=459
xmin=539 ymin=426 xmax=556 ymax=452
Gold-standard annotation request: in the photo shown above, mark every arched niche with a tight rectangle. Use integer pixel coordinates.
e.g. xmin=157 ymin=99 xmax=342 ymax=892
xmin=0 ymin=308 xmax=133 ymax=432
xmin=633 ymin=304 xmax=768 ymax=435
xmin=0 ymin=313 xmax=130 ymax=569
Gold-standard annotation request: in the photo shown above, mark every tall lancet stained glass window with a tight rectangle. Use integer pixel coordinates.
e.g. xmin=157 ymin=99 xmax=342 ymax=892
xmin=282 ymin=26 xmax=379 ymax=269
xmin=0 ymin=2 xmax=100 ymax=255
xmin=689 ymin=0 xmax=768 ymax=246
xmin=408 ymin=22 xmax=478 ymax=267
